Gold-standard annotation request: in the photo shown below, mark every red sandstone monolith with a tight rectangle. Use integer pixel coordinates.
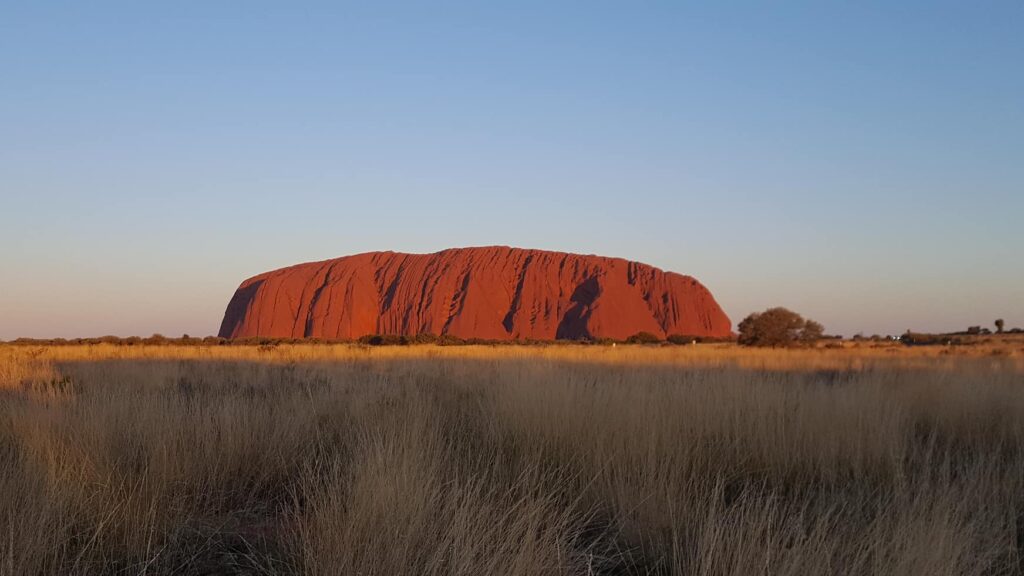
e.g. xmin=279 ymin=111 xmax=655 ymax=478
xmin=218 ymin=247 xmax=731 ymax=341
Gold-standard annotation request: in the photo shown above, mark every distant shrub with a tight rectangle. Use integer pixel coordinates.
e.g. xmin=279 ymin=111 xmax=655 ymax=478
xmin=901 ymin=332 xmax=956 ymax=346
xmin=412 ymin=333 xmax=439 ymax=345
xmin=626 ymin=332 xmax=662 ymax=345
xmin=737 ymin=307 xmax=824 ymax=347
xmin=361 ymin=334 xmax=416 ymax=346
xmin=667 ymin=334 xmax=700 ymax=345
xmin=359 ymin=335 xmax=383 ymax=346
xmin=437 ymin=335 xmax=466 ymax=346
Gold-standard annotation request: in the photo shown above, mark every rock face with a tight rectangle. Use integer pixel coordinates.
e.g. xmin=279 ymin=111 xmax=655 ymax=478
xmin=218 ymin=247 xmax=731 ymax=341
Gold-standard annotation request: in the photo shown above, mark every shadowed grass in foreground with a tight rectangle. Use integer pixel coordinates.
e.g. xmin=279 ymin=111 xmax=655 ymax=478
xmin=1 ymin=345 xmax=1023 ymax=575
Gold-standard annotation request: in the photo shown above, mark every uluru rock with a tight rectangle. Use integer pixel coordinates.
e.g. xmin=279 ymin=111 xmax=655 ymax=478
xmin=218 ymin=247 xmax=731 ymax=341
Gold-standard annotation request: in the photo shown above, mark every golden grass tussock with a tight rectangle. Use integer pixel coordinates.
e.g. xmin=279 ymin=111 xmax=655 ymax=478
xmin=0 ymin=343 xmax=1022 ymax=575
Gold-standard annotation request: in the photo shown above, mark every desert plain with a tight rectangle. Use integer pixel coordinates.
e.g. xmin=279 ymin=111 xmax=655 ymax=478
xmin=2 ymin=340 xmax=1023 ymax=575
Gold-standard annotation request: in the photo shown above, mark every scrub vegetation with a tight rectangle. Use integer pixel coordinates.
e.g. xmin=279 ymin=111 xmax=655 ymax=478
xmin=1 ymin=343 xmax=1023 ymax=575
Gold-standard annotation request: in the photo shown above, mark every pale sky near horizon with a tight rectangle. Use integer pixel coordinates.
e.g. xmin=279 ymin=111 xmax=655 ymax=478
xmin=1 ymin=1 xmax=1022 ymax=339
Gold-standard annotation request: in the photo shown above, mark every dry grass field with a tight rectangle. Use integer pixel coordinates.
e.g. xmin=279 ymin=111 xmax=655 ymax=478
xmin=2 ymin=342 xmax=1023 ymax=575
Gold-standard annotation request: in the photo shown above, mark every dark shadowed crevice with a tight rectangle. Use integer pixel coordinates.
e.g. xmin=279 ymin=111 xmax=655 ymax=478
xmin=304 ymin=264 xmax=336 ymax=338
xmin=381 ymin=260 xmax=408 ymax=314
xmin=502 ymin=253 xmax=534 ymax=334
xmin=556 ymin=276 xmax=601 ymax=340
xmin=218 ymin=280 xmax=265 ymax=338
xmin=442 ymin=270 xmax=473 ymax=335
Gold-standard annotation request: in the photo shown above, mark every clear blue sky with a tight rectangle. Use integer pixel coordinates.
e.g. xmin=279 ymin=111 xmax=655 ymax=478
xmin=2 ymin=1 xmax=1021 ymax=339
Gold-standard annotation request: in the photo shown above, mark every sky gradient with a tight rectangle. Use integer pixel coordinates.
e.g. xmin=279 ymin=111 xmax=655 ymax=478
xmin=2 ymin=1 xmax=1022 ymax=339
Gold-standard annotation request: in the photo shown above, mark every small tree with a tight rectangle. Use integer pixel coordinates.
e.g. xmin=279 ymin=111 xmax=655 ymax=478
xmin=995 ymin=319 xmax=1005 ymax=334
xmin=737 ymin=307 xmax=824 ymax=347
xmin=801 ymin=319 xmax=824 ymax=342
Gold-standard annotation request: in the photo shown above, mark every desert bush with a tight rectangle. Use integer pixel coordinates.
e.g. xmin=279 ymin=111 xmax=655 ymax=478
xmin=626 ymin=331 xmax=662 ymax=344
xmin=667 ymin=334 xmax=719 ymax=345
xmin=901 ymin=332 xmax=956 ymax=346
xmin=737 ymin=307 xmax=824 ymax=347
xmin=411 ymin=333 xmax=439 ymax=344
xmin=359 ymin=334 xmax=403 ymax=346
xmin=437 ymin=334 xmax=466 ymax=346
